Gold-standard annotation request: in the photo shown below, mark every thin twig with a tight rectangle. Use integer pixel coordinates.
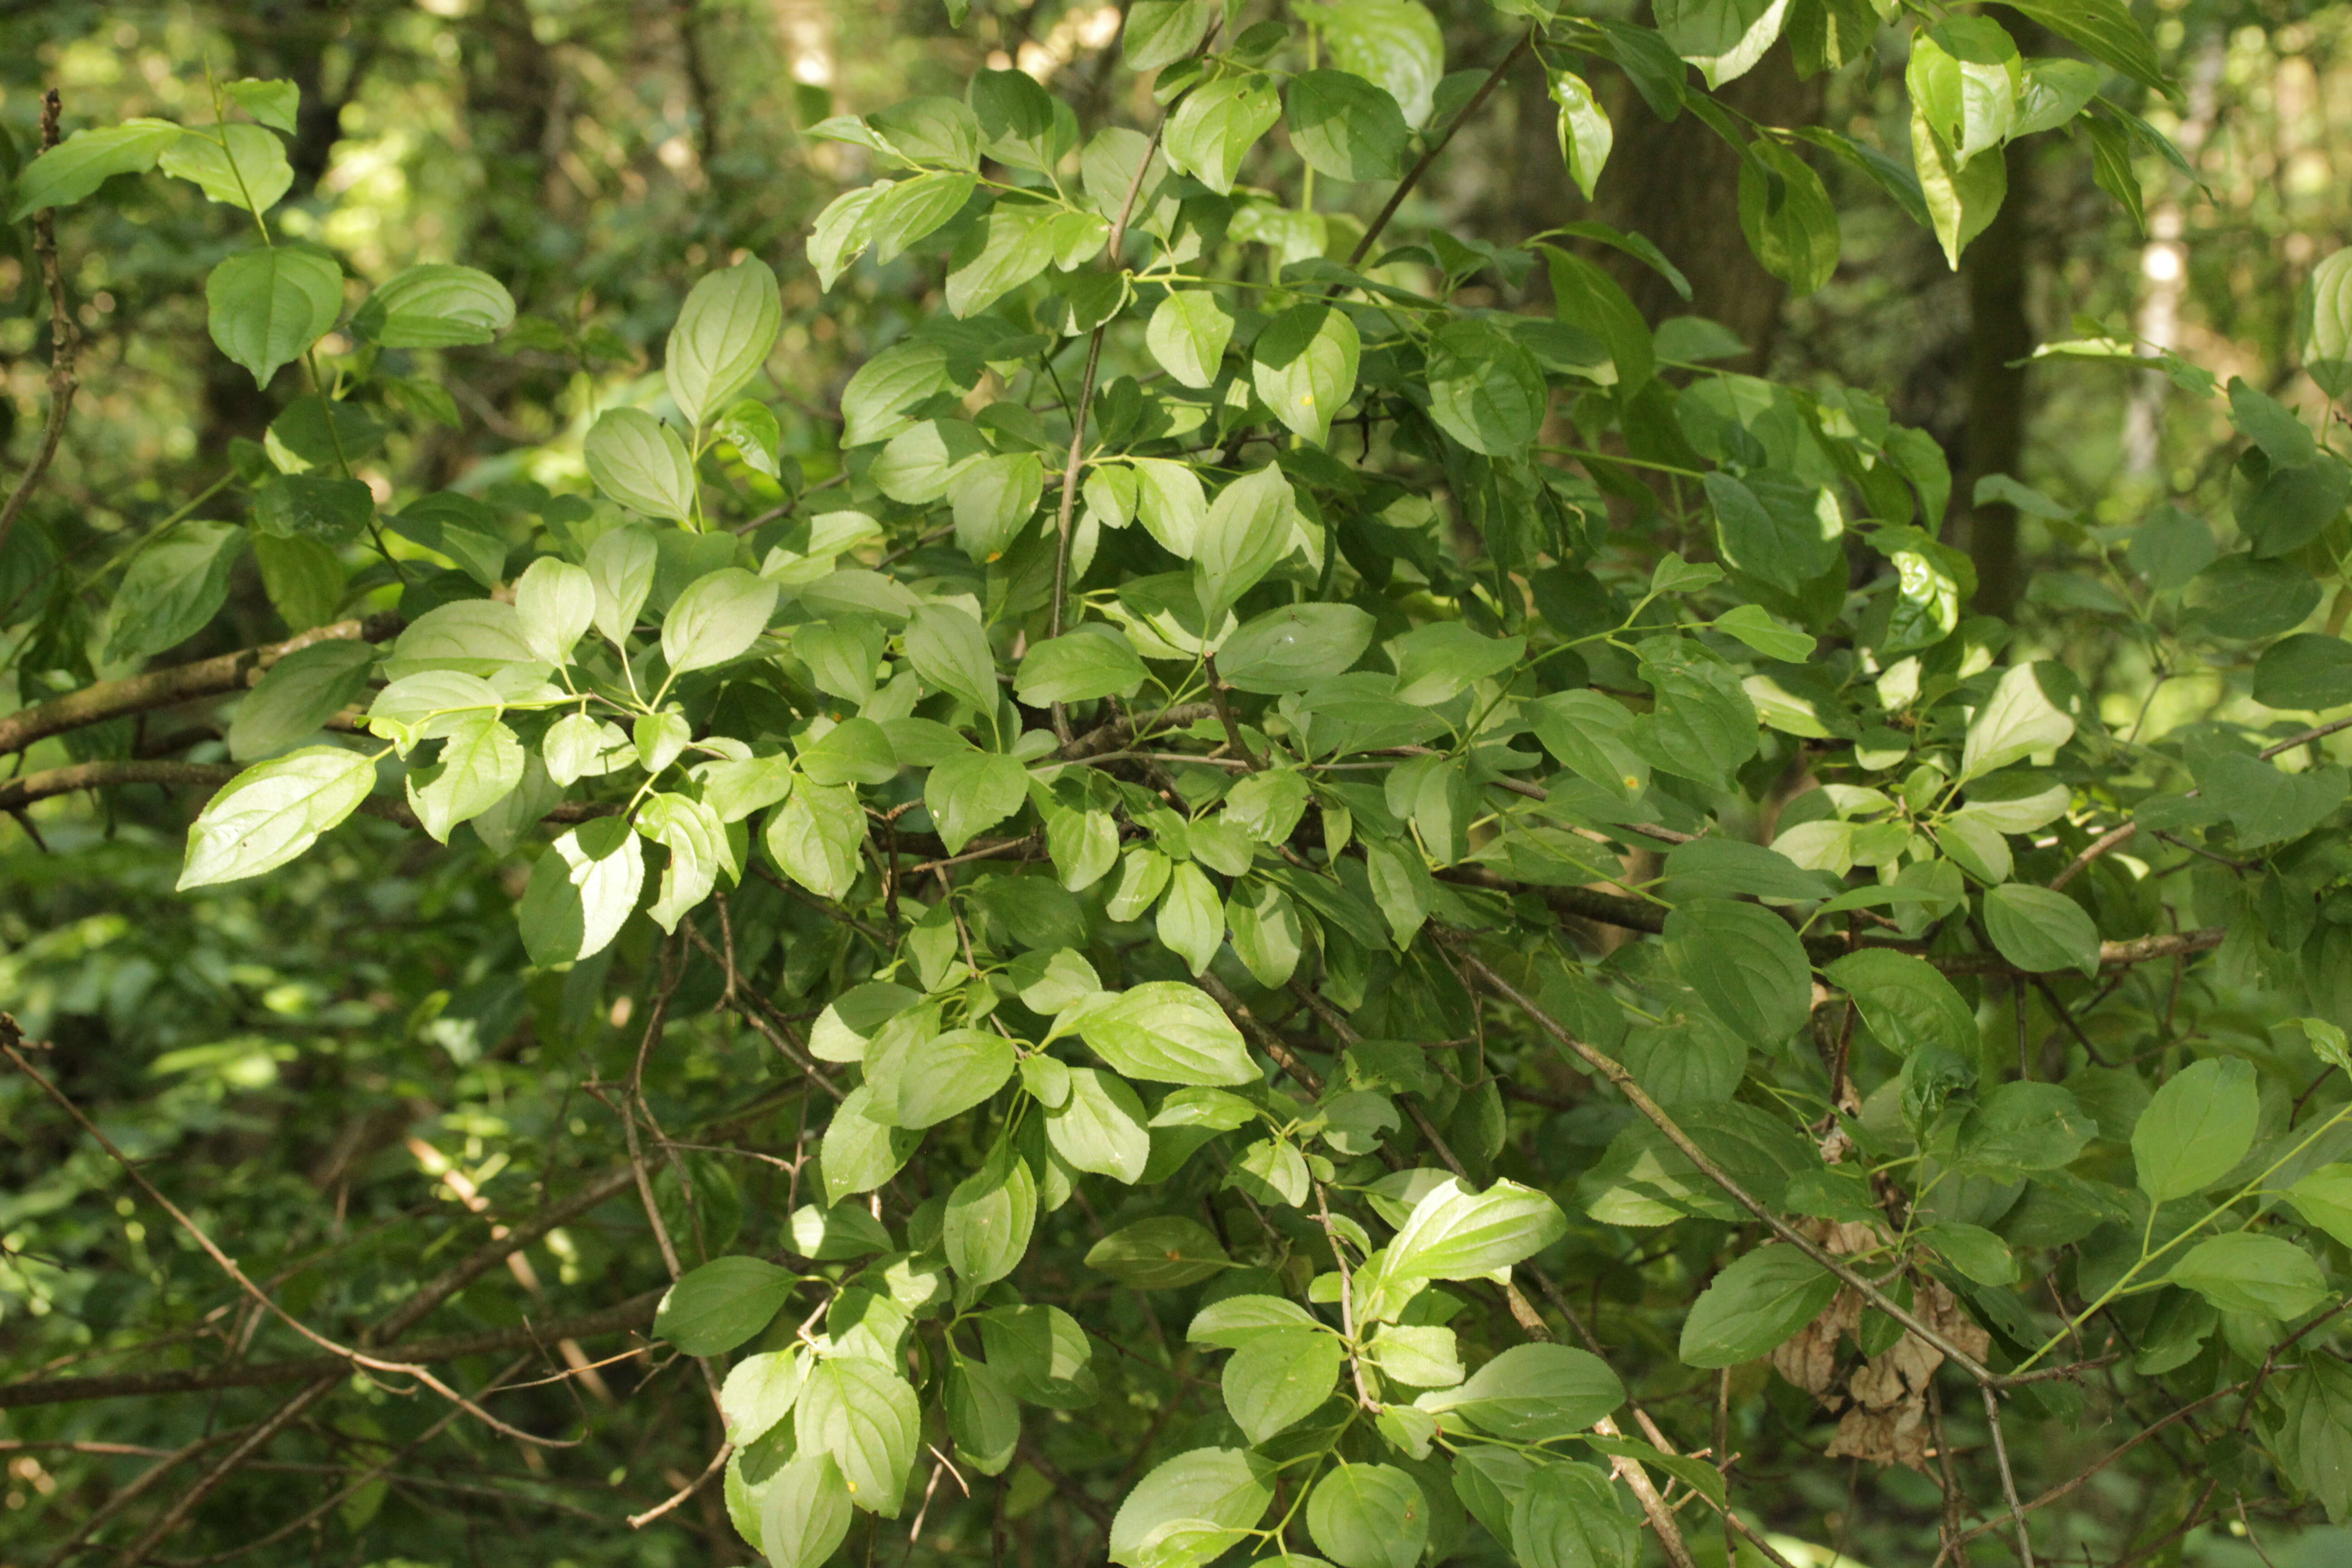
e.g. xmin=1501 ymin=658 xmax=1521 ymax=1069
xmin=0 ymin=91 xmax=78 ymax=559
xmin=1439 ymin=945 xmax=2001 ymax=1383
xmin=3 ymin=1039 xmax=575 ymax=1447
xmin=1347 ymin=33 xmax=1535 ymax=266
xmin=1046 ymin=31 xmax=1218 ymax=743
xmin=1980 ymin=1382 xmax=2034 ymax=1568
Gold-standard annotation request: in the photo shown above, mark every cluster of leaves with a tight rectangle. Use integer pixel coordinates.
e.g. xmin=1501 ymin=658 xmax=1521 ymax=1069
xmin=16 ymin=0 xmax=2352 ymax=1563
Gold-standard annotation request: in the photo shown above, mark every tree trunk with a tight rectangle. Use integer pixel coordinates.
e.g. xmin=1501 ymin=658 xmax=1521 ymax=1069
xmin=1955 ymin=133 xmax=2038 ymax=618
xmin=1588 ymin=45 xmax=1826 ymax=367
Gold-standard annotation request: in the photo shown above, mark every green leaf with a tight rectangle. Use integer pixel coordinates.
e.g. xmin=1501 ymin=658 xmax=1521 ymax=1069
xmin=1221 ymin=1328 xmax=1343 ymax=1444
xmin=982 ymin=1303 xmax=1101 ymax=1407
xmin=1656 ymin=0 xmax=1791 ymax=87
xmin=1252 ymin=304 xmax=1361 ymax=447
xmin=755 ymin=1454 xmax=855 ymax=1568
xmin=1126 ymin=0 xmax=1218 ymax=70
xmin=1664 ymin=898 xmax=1812 ymax=1044
xmin=1736 ymin=139 xmax=1839 ymax=296
xmin=584 ymin=408 xmax=696 ymax=523
xmin=1219 ymin=603 xmax=1375 ymax=693
xmin=206 ymin=247 xmax=343 ymax=387
xmin=905 ymin=603 xmax=1000 ymax=712
xmin=1147 ymin=289 xmax=1236 ymax=390
xmin=250 ymin=533 xmax=345 ymax=634
xmin=655 ymin=1255 xmax=797 ymax=1355
xmin=1164 ymin=75 xmax=1280 ymax=195
xmin=1824 ymin=949 xmax=1976 ymax=1058
xmin=2000 ymin=0 xmax=2170 ymax=94
xmin=898 ymin=1028 xmax=1017 ymax=1128
xmin=1424 ymin=317 xmax=1548 ymax=457
xmin=1919 ymin=1221 xmax=2019 ymax=1285
xmin=1196 ymin=464 xmax=1299 ymax=620
xmin=944 ymin=199 xmax=1063 ymax=317
xmin=1961 ymin=662 xmax=2077 ymax=780
xmin=820 ymin=1087 xmax=920 ymax=1205
xmin=1704 ymin=472 xmax=1842 ymax=593
xmin=766 ymin=780 xmax=866 ymax=900
xmin=639 ymin=792 xmax=726 ymax=931
xmin=106 ymin=521 xmax=248 ymax=662
xmin=361 ymin=264 xmax=516 ymax=348
xmin=1363 ymin=1323 xmax=1461 ymax=1390
xmin=1544 ymin=247 xmax=1652 ymax=392
xmin=945 ymin=1356 xmax=1021 ymax=1475
xmin=159 ymin=123 xmax=294 ymax=214
xmin=926 ymin=750 xmax=1028 ymax=854
xmin=1386 ymin=1176 xmax=1568 ymax=1282
xmin=949 ymin=451 xmax=1044 ymax=564
xmin=717 ymin=400 xmax=783 ymax=478
xmin=2255 ymin=636 xmax=2352 ymax=715
xmin=2288 ymin=1164 xmax=2352 ymax=1248
xmin=1156 ymin=862 xmax=1226 ymax=976
xmin=944 ymin=1149 xmax=1038 ymax=1288
xmin=1017 ymin=627 xmax=1147 ymax=705
xmin=1956 ymin=1082 xmax=2096 ymax=1173
xmin=588 ymin=525 xmax=659 ymax=646
xmin=7 ymin=119 xmax=181 ymax=219
xmin=1108 ymin=1448 xmax=1274 ymax=1568
xmin=513 ymin=558 xmax=594 ymax=667
xmin=1906 ymin=21 xmax=2019 ymax=168
xmin=255 ymin=475 xmax=374 ymax=548
xmin=1912 ymin=104 xmax=2005 ymax=269
xmin=1085 ymin=1215 xmax=1231 ymax=1288
xmin=667 ymin=257 xmax=783 ymax=425
xmin=2298 ymin=245 xmax=2352 ymax=400
xmin=1306 ymin=1464 xmax=1426 ymax=1568
xmin=1228 ymin=884 xmax=1303 ymax=988
xmin=2171 ymin=1232 xmax=2328 ymax=1320
xmin=519 ymin=818 xmax=646 ymax=964
xmin=1286 ymin=70 xmax=1410 ymax=182
xmin=406 ymin=712 xmax=523 ymax=843
xmin=228 ymin=640 xmax=375 ymax=762
xmin=1074 ymin=980 xmax=1256 ymax=1085
xmin=796 ymin=1355 xmax=920 ymax=1512
xmin=1678 ymin=1244 xmax=1838 ymax=1367
xmin=662 ymin=568 xmax=777 ymax=674
xmin=1316 ymin=0 xmax=1445 ymax=128
xmin=1983 ymin=883 xmax=2100 ymax=977
xmin=1509 ymin=1462 xmax=1637 ymax=1568
xmin=1417 ymin=1343 xmax=1624 ymax=1439
xmin=720 ymin=1348 xmax=805 ymax=1447
xmin=178 ymin=745 xmax=378 ymax=890
xmin=1548 ymin=69 xmax=1612 ymax=201
xmin=2132 ymin=1056 xmax=2259 ymax=1204
xmin=225 ymin=78 xmax=300 ymax=134
xmin=1047 ymin=1067 xmax=1152 ymax=1182
xmin=2195 ymin=752 xmax=2348 ymax=849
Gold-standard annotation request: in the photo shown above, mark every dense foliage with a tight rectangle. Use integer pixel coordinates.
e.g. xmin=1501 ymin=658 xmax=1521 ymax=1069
xmin=11 ymin=1 xmax=2352 ymax=1566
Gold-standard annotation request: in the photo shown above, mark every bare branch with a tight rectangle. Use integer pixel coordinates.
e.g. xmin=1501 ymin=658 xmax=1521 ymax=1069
xmin=0 ymin=614 xmax=402 ymax=758
xmin=0 ymin=91 xmax=79 ymax=559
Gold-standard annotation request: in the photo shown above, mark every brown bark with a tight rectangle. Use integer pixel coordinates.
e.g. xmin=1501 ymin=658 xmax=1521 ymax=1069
xmin=1955 ymin=133 xmax=2039 ymax=617
xmin=1589 ymin=45 xmax=1827 ymax=365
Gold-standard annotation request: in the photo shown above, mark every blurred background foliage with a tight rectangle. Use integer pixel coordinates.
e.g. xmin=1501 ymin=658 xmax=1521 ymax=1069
xmin=6 ymin=0 xmax=2352 ymax=1565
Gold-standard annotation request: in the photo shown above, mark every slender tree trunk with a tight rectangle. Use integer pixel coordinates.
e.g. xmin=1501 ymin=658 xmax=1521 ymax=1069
xmin=1588 ymin=45 xmax=1826 ymax=366
xmin=2122 ymin=33 xmax=2227 ymax=475
xmin=1956 ymin=133 xmax=2037 ymax=617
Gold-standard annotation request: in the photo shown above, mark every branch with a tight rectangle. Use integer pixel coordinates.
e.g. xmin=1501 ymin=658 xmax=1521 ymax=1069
xmin=1046 ymin=31 xmax=1219 ymax=743
xmin=1055 ymin=701 xmax=1215 ymax=760
xmin=0 ymin=91 xmax=78 ymax=559
xmin=1436 ymin=865 xmax=2224 ymax=974
xmin=0 ymin=757 xmax=614 ymax=830
xmin=0 ymin=1292 xmax=663 ymax=1410
xmin=108 ymin=1378 xmax=340 ymax=1568
xmin=0 ymin=614 xmax=402 ymax=758
xmin=1348 ymin=32 xmax=1535 ymax=266
xmin=1440 ymin=939 xmax=2002 ymax=1384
